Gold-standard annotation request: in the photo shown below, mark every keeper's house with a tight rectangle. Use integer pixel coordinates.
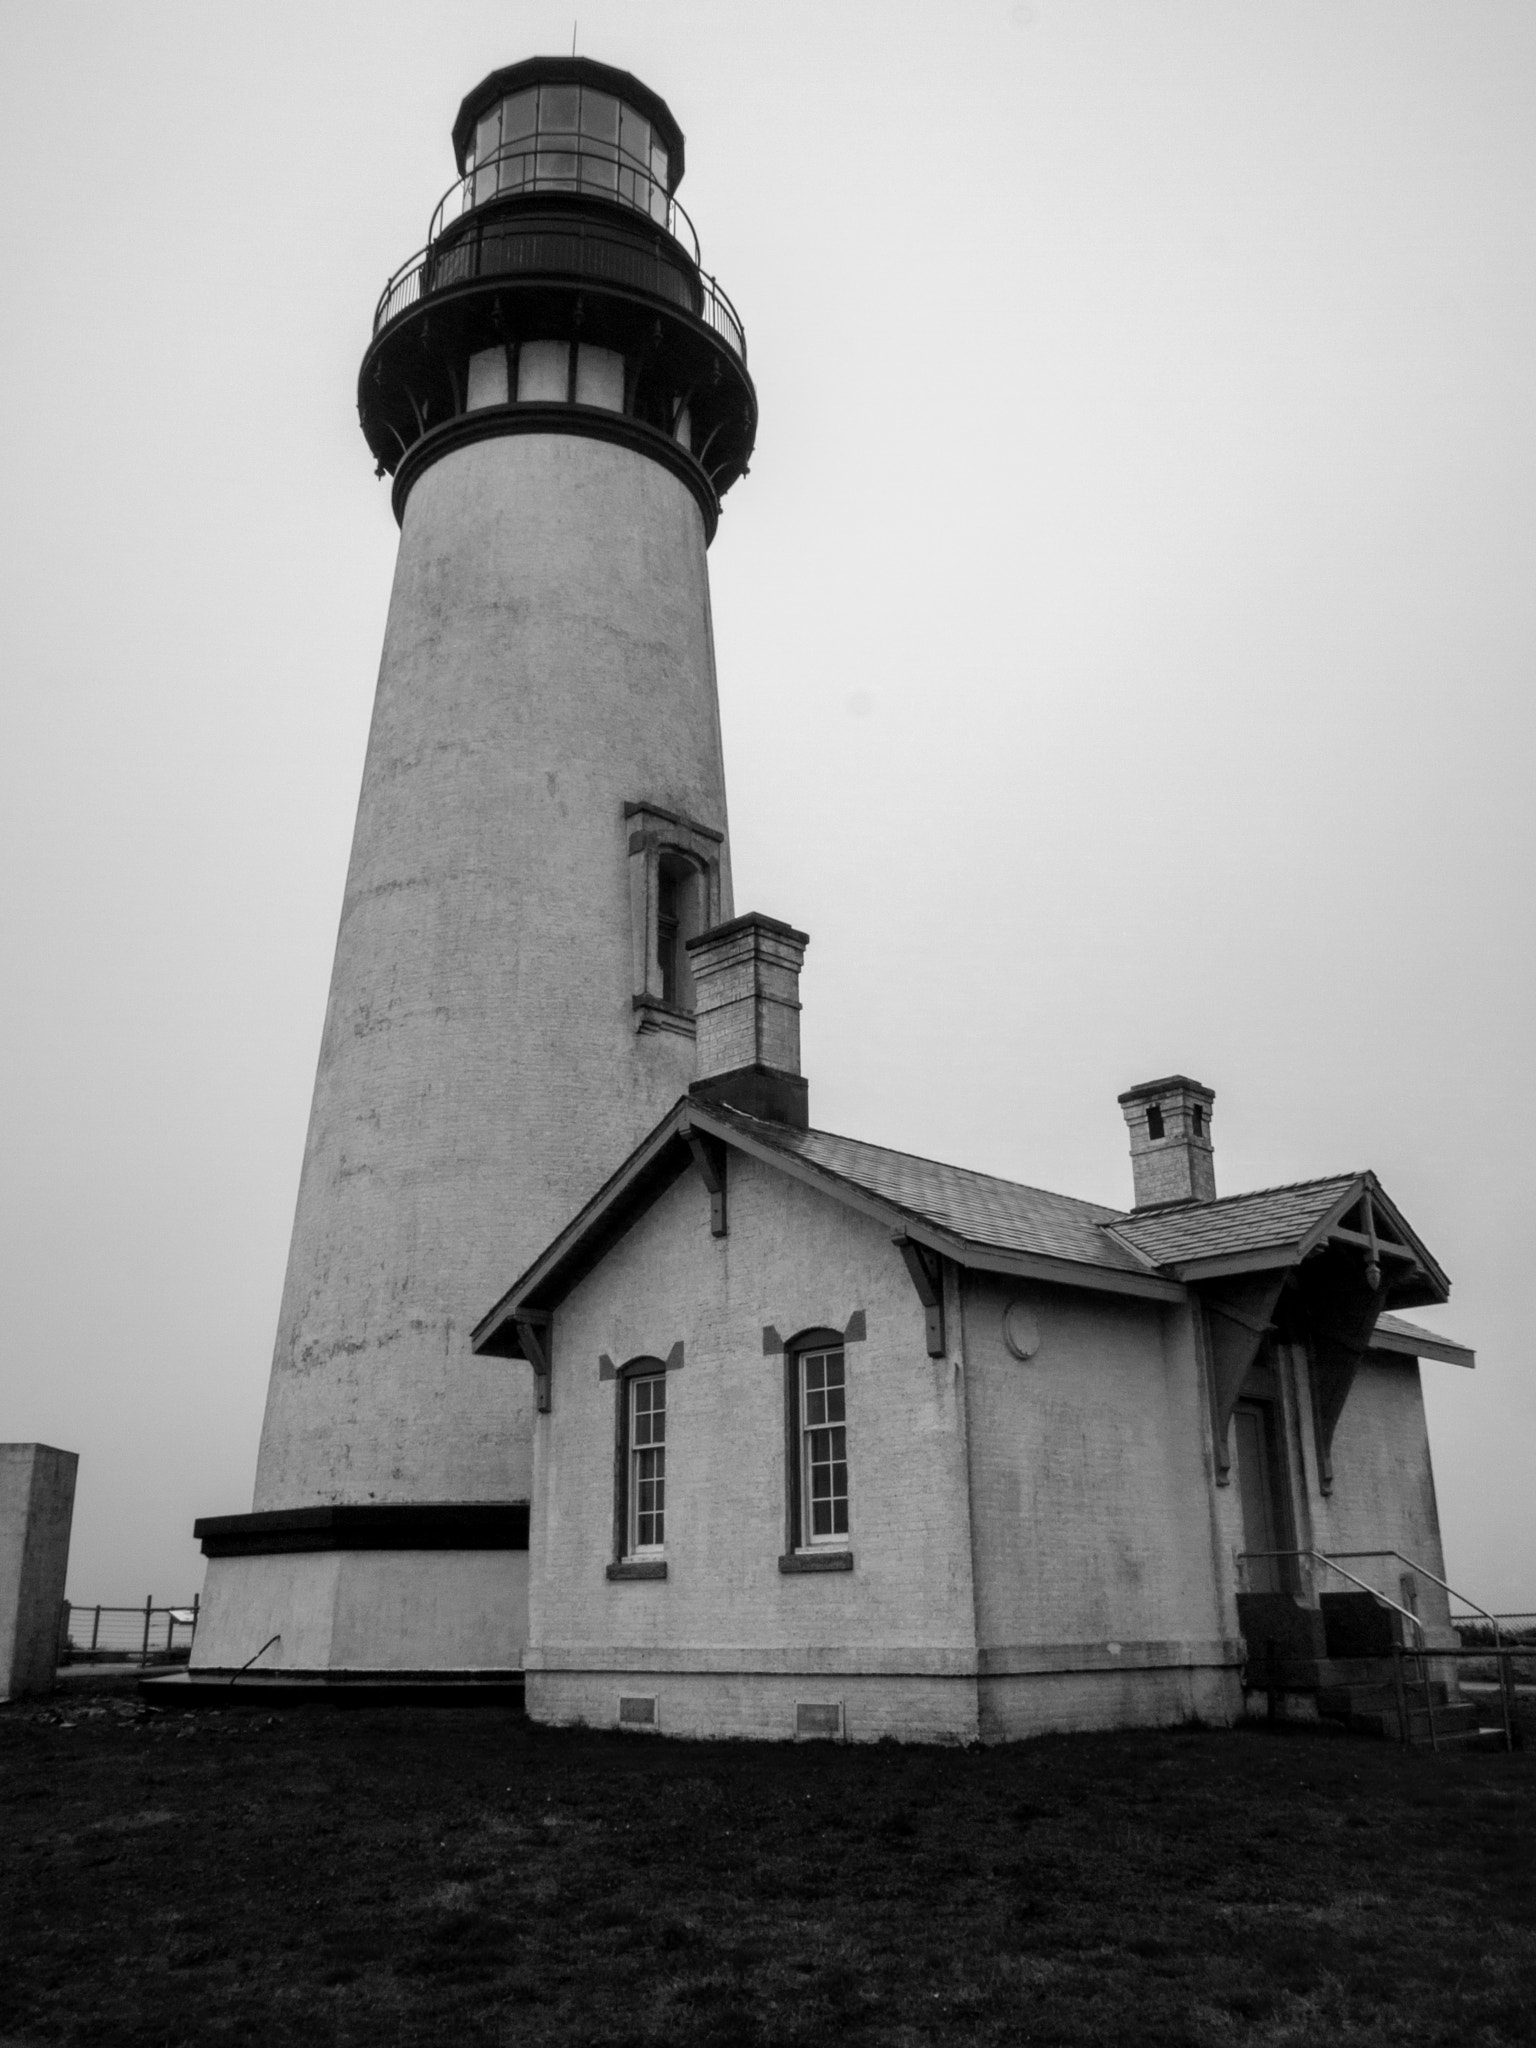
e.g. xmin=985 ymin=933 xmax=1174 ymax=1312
xmin=472 ymin=913 xmax=1473 ymax=1744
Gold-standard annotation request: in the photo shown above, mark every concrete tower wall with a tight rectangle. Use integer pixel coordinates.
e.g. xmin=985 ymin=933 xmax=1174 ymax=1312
xmin=253 ymin=432 xmax=730 ymax=1515
xmin=192 ymin=432 xmax=732 ymax=1679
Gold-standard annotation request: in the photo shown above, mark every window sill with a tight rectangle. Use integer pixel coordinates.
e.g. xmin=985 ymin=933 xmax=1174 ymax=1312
xmin=632 ymin=995 xmax=695 ymax=1038
xmin=607 ymin=1560 xmax=668 ymax=1581
xmin=778 ymin=1551 xmax=853 ymax=1574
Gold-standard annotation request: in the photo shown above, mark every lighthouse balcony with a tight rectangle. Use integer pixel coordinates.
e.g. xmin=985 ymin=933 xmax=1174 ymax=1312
xmin=373 ymin=193 xmax=745 ymax=365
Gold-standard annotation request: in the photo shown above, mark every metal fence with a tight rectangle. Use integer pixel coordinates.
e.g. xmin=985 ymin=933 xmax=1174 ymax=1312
xmin=59 ymin=1597 xmax=199 ymax=1667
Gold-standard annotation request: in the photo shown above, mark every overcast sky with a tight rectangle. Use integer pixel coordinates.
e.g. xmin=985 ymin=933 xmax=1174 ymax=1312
xmin=2 ymin=0 xmax=1532 ymax=1614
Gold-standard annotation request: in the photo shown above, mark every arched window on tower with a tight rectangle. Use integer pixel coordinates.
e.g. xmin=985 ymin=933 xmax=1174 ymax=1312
xmin=626 ymin=802 xmax=725 ymax=1035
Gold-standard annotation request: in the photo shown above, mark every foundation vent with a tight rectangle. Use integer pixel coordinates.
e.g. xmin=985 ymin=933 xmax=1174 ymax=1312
xmin=795 ymin=1701 xmax=844 ymax=1740
xmin=617 ymin=1693 xmax=658 ymax=1730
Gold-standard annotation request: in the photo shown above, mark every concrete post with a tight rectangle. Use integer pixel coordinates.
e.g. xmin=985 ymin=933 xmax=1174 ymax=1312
xmin=0 ymin=1445 xmax=78 ymax=1700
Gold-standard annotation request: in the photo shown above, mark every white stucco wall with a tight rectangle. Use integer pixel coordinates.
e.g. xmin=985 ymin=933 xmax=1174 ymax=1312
xmin=527 ymin=1152 xmax=981 ymax=1740
xmin=251 ymin=433 xmax=733 ymax=1520
xmin=1297 ymin=1352 xmax=1454 ymax=1638
xmin=960 ymin=1280 xmax=1240 ymax=1737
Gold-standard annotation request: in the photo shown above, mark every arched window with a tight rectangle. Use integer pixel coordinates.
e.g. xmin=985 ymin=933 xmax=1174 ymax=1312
xmin=656 ymin=849 xmax=703 ymax=1010
xmin=626 ymin=801 xmax=724 ymax=1034
xmin=610 ymin=1357 xmax=670 ymax=1574
xmin=784 ymin=1329 xmax=850 ymax=1555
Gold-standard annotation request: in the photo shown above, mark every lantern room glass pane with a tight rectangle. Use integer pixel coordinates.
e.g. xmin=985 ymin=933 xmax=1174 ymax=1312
xmin=619 ymin=104 xmax=650 ymax=166
xmin=649 ymin=140 xmax=669 ymax=188
xmin=475 ymin=110 xmax=500 ymax=164
xmin=501 ymin=88 xmax=537 ymax=142
xmin=537 ymin=148 xmax=579 ymax=189
xmin=580 ymin=89 xmax=619 ymax=143
xmin=539 ymin=83 xmax=579 ymax=137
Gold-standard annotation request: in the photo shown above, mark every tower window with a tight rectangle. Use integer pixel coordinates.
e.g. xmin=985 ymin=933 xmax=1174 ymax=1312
xmin=628 ymin=803 xmax=724 ymax=1036
xmin=1146 ymin=1104 xmax=1165 ymax=1141
xmin=656 ymin=851 xmax=701 ymax=1010
xmin=1192 ymin=1105 xmax=1204 ymax=1137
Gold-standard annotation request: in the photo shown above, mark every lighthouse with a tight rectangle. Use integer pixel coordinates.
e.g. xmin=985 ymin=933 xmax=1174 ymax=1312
xmin=190 ymin=58 xmax=756 ymax=1683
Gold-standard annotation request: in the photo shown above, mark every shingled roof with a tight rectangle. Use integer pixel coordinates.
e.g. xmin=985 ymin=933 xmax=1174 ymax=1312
xmin=704 ymin=1108 xmax=1148 ymax=1274
xmin=472 ymin=1096 xmax=1456 ymax=1358
xmin=1105 ymin=1176 xmax=1361 ymax=1269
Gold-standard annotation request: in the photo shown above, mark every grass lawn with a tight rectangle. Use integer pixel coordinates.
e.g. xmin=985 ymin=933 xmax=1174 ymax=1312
xmin=2 ymin=1694 xmax=1533 ymax=2046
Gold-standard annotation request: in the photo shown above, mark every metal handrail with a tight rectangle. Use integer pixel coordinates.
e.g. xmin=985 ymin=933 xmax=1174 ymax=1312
xmin=1238 ymin=1549 xmax=1429 ymax=1645
xmin=1239 ymin=1548 xmax=1523 ymax=1751
xmin=371 ymin=217 xmax=747 ymax=361
xmin=432 ymin=141 xmax=700 ymax=264
xmin=1321 ymin=1548 xmax=1516 ymax=1648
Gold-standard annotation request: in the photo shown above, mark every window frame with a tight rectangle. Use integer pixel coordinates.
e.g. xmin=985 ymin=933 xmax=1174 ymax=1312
xmin=626 ymin=802 xmax=724 ymax=1035
xmin=784 ymin=1330 xmax=851 ymax=1554
xmin=613 ymin=1358 xmax=670 ymax=1565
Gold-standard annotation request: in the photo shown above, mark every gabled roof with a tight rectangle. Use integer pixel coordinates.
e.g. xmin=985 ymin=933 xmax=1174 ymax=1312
xmin=1107 ymin=1176 xmax=1359 ymax=1268
xmin=1106 ymin=1171 xmax=1449 ymax=1304
xmin=471 ymin=1096 xmax=1456 ymax=1360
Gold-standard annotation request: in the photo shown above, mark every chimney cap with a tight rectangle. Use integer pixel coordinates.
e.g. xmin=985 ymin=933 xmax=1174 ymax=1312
xmin=1117 ymin=1074 xmax=1215 ymax=1107
xmin=685 ymin=911 xmax=809 ymax=952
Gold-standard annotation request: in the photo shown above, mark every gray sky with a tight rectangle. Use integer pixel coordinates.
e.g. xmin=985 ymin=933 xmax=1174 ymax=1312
xmin=2 ymin=0 xmax=1532 ymax=1611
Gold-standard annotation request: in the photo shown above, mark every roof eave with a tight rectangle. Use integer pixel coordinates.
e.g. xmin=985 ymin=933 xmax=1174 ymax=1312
xmin=1369 ymin=1325 xmax=1476 ymax=1369
xmin=470 ymin=1100 xmax=694 ymax=1356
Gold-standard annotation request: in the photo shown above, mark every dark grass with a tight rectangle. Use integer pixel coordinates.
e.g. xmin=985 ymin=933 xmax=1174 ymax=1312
xmin=2 ymin=1696 xmax=1533 ymax=2046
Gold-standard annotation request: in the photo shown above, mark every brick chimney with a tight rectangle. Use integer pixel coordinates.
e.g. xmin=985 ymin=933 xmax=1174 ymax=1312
xmin=1118 ymin=1075 xmax=1216 ymax=1208
xmin=686 ymin=913 xmax=809 ymax=1127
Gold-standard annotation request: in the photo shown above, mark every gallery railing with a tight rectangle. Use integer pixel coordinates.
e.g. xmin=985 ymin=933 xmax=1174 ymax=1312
xmin=373 ymin=144 xmax=747 ymax=363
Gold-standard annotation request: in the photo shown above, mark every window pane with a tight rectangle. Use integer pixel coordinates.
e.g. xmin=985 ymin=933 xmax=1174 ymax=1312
xmin=650 ymin=140 xmax=669 ymax=186
xmin=540 ymin=84 xmax=579 ymax=137
xmin=801 ymin=1352 xmax=847 ymax=1545
xmin=581 ymin=150 xmax=618 ymax=195
xmin=476 ymin=110 xmax=501 ymax=163
xmin=537 ymin=149 xmax=578 ymax=189
xmin=619 ymin=105 xmax=650 ymax=165
xmin=580 ymin=90 xmax=619 ymax=142
xmin=501 ymin=88 xmax=537 ymax=142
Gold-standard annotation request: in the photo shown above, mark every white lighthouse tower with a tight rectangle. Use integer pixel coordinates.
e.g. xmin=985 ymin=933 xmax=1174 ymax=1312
xmin=190 ymin=58 xmax=756 ymax=1685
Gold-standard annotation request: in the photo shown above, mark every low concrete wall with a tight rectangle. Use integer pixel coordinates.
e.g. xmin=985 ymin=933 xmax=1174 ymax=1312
xmin=191 ymin=1549 xmax=528 ymax=1675
xmin=1 ymin=1444 xmax=78 ymax=1699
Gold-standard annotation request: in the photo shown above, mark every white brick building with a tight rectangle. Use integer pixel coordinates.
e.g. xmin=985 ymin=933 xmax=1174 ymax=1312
xmin=473 ymin=916 xmax=1474 ymax=1743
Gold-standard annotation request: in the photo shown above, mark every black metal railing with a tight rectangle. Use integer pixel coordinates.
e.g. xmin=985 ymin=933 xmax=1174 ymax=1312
xmin=434 ymin=141 xmax=695 ymax=259
xmin=372 ymin=146 xmax=746 ymax=362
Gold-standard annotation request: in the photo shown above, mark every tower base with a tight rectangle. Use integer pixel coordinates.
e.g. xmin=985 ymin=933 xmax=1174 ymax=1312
xmin=190 ymin=1548 xmax=527 ymax=1681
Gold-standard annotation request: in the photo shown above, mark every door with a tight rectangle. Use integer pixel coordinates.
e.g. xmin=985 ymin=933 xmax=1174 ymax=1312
xmin=1233 ymin=1399 xmax=1292 ymax=1594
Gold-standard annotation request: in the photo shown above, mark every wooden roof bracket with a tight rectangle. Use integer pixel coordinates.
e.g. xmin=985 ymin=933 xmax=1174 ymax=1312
xmin=685 ymin=1129 xmax=728 ymax=1237
xmin=1194 ymin=1272 xmax=1289 ymax=1485
xmin=514 ymin=1314 xmax=552 ymax=1414
xmin=1307 ymin=1276 xmax=1389 ymax=1496
xmin=893 ymin=1234 xmax=946 ymax=1357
